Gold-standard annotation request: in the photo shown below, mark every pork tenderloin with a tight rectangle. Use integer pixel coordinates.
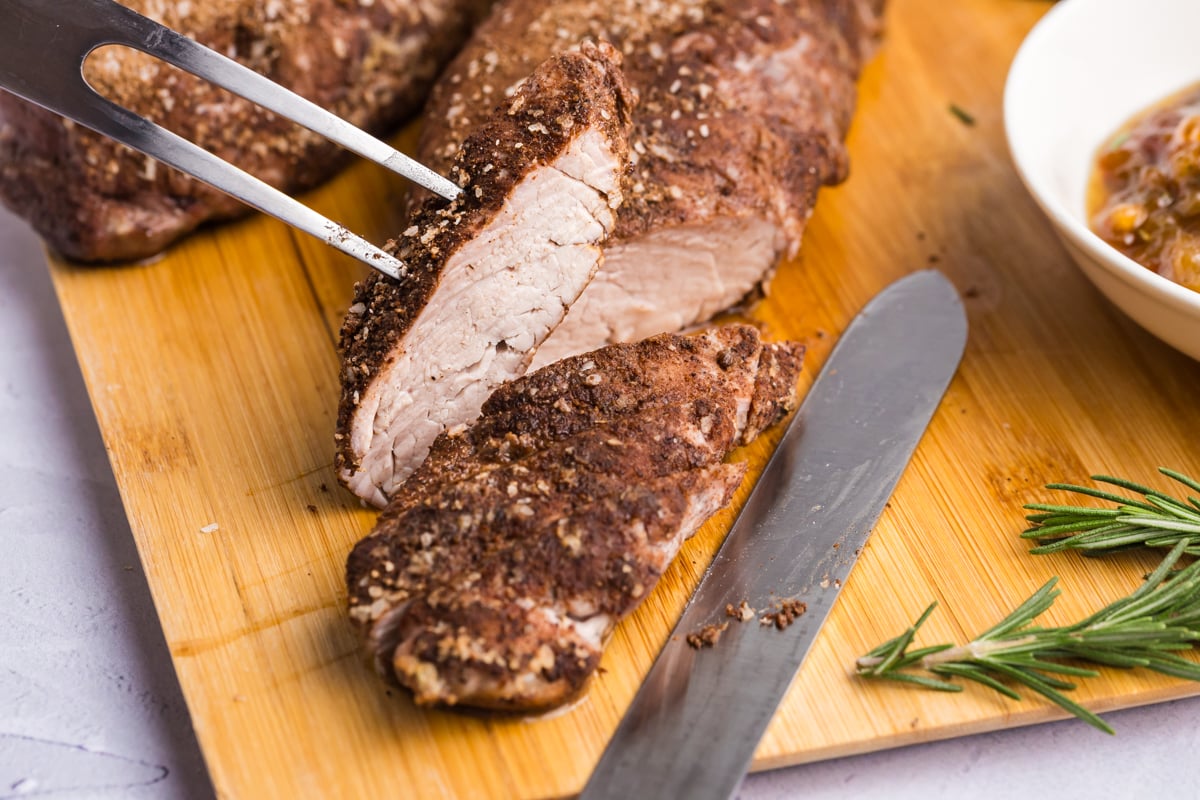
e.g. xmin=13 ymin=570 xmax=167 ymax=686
xmin=413 ymin=0 xmax=886 ymax=368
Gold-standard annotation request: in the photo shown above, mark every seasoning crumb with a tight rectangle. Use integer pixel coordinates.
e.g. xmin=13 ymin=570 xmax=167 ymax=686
xmin=306 ymin=504 xmax=318 ymax=514
xmin=199 ymin=522 xmax=219 ymax=534
xmin=759 ymin=598 xmax=808 ymax=630
xmin=726 ymin=601 xmax=756 ymax=622
xmin=319 ymin=483 xmax=330 ymax=493
xmin=949 ymin=103 xmax=976 ymax=126
xmin=686 ymin=622 xmax=729 ymax=649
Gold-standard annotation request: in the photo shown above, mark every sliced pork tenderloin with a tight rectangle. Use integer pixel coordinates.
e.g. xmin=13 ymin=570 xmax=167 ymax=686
xmin=414 ymin=0 xmax=886 ymax=368
xmin=336 ymin=43 xmax=635 ymax=507
xmin=346 ymin=325 xmax=804 ymax=710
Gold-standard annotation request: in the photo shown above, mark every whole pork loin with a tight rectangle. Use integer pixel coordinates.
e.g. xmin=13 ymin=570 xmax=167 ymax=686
xmin=337 ymin=42 xmax=635 ymax=507
xmin=346 ymin=324 xmax=804 ymax=709
xmin=0 ymin=0 xmax=491 ymax=262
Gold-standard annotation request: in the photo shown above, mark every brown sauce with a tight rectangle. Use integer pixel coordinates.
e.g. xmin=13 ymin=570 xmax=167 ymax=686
xmin=1088 ymin=82 xmax=1200 ymax=291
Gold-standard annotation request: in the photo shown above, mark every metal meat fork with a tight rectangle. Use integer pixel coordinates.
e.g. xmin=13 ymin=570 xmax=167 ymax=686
xmin=0 ymin=0 xmax=462 ymax=279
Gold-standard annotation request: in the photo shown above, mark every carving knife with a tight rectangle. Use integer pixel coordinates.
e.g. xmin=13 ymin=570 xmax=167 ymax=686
xmin=579 ymin=269 xmax=968 ymax=800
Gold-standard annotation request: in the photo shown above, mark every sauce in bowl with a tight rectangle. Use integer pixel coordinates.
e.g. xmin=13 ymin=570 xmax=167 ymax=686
xmin=1089 ymin=83 xmax=1200 ymax=291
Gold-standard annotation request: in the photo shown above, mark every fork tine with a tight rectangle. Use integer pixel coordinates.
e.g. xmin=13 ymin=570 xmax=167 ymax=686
xmin=9 ymin=67 xmax=406 ymax=279
xmin=131 ymin=19 xmax=463 ymax=203
xmin=84 ymin=99 xmax=409 ymax=279
xmin=73 ymin=0 xmax=461 ymax=203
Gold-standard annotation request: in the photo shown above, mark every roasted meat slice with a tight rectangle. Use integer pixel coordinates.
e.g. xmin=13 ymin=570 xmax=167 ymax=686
xmin=0 ymin=0 xmax=492 ymax=262
xmin=336 ymin=0 xmax=879 ymax=506
xmin=336 ymin=43 xmax=634 ymax=507
xmin=414 ymin=0 xmax=885 ymax=368
xmin=346 ymin=325 xmax=804 ymax=710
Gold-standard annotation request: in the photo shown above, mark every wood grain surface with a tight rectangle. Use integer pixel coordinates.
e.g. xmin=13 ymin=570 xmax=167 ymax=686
xmin=43 ymin=0 xmax=1200 ymax=797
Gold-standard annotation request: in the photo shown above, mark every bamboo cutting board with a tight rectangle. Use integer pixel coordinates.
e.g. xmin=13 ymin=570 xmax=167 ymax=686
xmin=41 ymin=0 xmax=1200 ymax=797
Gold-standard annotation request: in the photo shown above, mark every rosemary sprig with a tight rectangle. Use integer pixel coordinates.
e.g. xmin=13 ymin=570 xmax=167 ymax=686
xmin=1022 ymin=468 xmax=1200 ymax=555
xmin=856 ymin=541 xmax=1200 ymax=733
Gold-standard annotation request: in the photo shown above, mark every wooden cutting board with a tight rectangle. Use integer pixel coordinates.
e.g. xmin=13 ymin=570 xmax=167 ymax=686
xmin=42 ymin=0 xmax=1200 ymax=797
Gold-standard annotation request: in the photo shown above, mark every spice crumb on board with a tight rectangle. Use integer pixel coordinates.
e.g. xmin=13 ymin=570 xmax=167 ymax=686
xmin=687 ymin=622 xmax=730 ymax=649
xmin=199 ymin=522 xmax=219 ymax=534
xmin=760 ymin=599 xmax=807 ymax=630
xmin=726 ymin=601 xmax=756 ymax=622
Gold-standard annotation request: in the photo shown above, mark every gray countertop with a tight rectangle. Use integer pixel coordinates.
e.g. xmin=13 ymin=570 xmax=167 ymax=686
xmin=3 ymin=204 xmax=1199 ymax=799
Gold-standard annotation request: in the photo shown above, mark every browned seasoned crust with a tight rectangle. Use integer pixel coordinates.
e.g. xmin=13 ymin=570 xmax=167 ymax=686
xmin=415 ymin=0 xmax=885 ymax=251
xmin=746 ymin=336 xmax=808 ymax=441
xmin=0 ymin=0 xmax=492 ymax=262
xmin=378 ymin=465 xmax=746 ymax=708
xmin=335 ymin=41 xmax=635 ymax=477
xmin=389 ymin=323 xmax=777 ymax=504
xmin=346 ymin=325 xmax=805 ymax=709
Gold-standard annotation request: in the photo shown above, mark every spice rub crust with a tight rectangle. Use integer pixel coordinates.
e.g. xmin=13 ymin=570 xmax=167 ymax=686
xmin=335 ymin=42 xmax=635 ymax=484
xmin=346 ymin=324 xmax=804 ymax=710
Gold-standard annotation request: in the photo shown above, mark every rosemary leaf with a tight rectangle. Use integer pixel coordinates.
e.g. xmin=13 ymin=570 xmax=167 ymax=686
xmin=1160 ymin=468 xmax=1200 ymax=495
xmin=930 ymin=662 xmax=1022 ymax=700
xmin=874 ymin=672 xmax=963 ymax=692
xmin=977 ymin=579 xmax=1058 ymax=640
xmin=1041 ymin=482 xmax=1159 ymax=511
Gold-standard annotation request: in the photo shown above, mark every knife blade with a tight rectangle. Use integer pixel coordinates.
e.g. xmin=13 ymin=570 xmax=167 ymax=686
xmin=579 ymin=269 xmax=968 ymax=800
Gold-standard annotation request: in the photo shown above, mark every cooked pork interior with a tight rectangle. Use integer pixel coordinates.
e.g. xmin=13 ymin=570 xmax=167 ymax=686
xmin=336 ymin=43 xmax=634 ymax=507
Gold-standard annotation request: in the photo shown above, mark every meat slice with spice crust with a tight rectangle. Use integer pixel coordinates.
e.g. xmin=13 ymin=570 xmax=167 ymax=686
xmin=412 ymin=0 xmax=885 ymax=369
xmin=336 ymin=42 xmax=634 ymax=508
xmin=346 ymin=325 xmax=804 ymax=710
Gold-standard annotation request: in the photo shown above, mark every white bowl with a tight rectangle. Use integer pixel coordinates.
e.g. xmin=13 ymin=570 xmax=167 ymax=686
xmin=1004 ymin=0 xmax=1200 ymax=361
